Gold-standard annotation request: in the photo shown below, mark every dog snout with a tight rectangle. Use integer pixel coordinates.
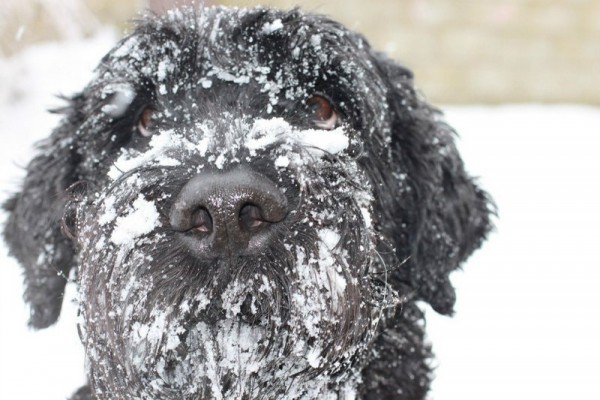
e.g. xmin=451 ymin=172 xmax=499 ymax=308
xmin=169 ymin=168 xmax=288 ymax=257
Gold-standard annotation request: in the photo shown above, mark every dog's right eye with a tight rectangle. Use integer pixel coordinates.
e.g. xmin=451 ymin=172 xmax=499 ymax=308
xmin=306 ymin=95 xmax=338 ymax=130
xmin=137 ymin=107 xmax=155 ymax=137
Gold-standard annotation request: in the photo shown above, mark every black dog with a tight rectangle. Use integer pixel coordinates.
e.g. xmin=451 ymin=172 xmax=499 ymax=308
xmin=4 ymin=6 xmax=492 ymax=400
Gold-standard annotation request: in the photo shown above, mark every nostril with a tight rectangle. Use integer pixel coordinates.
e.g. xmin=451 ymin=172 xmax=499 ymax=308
xmin=239 ymin=203 xmax=266 ymax=231
xmin=170 ymin=169 xmax=288 ymax=257
xmin=191 ymin=207 xmax=213 ymax=234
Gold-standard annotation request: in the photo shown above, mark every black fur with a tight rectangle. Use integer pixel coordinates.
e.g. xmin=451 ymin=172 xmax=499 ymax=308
xmin=3 ymin=6 xmax=493 ymax=399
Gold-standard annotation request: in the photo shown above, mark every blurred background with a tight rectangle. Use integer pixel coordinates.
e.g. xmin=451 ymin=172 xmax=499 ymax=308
xmin=1 ymin=1 xmax=599 ymax=400
xmin=2 ymin=0 xmax=600 ymax=104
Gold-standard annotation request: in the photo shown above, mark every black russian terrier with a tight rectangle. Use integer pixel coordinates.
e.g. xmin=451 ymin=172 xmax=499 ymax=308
xmin=4 ymin=6 xmax=492 ymax=400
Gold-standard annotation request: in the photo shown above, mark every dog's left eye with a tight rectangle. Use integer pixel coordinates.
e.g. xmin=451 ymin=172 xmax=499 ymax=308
xmin=137 ymin=107 xmax=155 ymax=137
xmin=306 ymin=95 xmax=338 ymax=130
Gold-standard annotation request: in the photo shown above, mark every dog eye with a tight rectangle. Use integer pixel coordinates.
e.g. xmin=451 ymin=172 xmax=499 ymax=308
xmin=137 ymin=107 xmax=155 ymax=137
xmin=306 ymin=95 xmax=338 ymax=130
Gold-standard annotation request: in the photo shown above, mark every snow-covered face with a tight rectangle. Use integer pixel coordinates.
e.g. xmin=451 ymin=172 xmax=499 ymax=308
xmin=73 ymin=7 xmax=400 ymax=399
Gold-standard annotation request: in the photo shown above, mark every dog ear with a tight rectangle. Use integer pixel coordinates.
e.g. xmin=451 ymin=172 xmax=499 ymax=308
xmin=3 ymin=95 xmax=83 ymax=328
xmin=371 ymin=52 xmax=493 ymax=315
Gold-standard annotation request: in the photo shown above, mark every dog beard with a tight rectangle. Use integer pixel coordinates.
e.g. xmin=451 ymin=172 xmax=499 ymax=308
xmin=74 ymin=119 xmax=399 ymax=399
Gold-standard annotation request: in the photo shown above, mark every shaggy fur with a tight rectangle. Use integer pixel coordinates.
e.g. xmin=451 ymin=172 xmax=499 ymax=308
xmin=4 ymin=6 xmax=492 ymax=400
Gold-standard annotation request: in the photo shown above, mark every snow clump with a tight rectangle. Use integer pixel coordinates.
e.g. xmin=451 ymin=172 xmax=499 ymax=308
xmin=110 ymin=194 xmax=161 ymax=247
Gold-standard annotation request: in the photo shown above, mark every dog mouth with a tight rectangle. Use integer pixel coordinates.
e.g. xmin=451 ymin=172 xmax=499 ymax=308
xmin=195 ymin=291 xmax=272 ymax=328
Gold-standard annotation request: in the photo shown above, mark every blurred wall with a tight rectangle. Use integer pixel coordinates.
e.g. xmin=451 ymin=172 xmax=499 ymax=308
xmin=1 ymin=0 xmax=140 ymax=54
xmin=2 ymin=0 xmax=599 ymax=105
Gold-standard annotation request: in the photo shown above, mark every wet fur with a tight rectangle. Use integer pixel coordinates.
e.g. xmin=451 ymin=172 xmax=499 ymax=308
xmin=3 ymin=6 xmax=492 ymax=400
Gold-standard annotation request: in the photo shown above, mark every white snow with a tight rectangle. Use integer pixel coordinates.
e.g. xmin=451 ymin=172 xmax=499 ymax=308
xmin=296 ymin=128 xmax=349 ymax=154
xmin=157 ymin=59 xmax=174 ymax=81
xmin=317 ymin=229 xmax=347 ymax=296
xmin=111 ymin=36 xmax=140 ymax=59
xmin=306 ymin=348 xmax=322 ymax=368
xmin=275 ymin=155 xmax=290 ymax=168
xmin=109 ymin=194 xmax=161 ymax=247
xmin=1 ymin=31 xmax=600 ymax=400
xmin=262 ymin=19 xmax=284 ymax=34
xmin=0 ymin=30 xmax=118 ymax=400
xmin=424 ymin=104 xmax=600 ymax=400
xmin=310 ymin=34 xmax=322 ymax=49
xmin=245 ymin=117 xmax=350 ymax=157
xmin=101 ymin=83 xmax=135 ymax=117
xmin=108 ymin=129 xmax=183 ymax=180
xmin=200 ymin=78 xmax=213 ymax=88
xmin=246 ymin=117 xmax=291 ymax=151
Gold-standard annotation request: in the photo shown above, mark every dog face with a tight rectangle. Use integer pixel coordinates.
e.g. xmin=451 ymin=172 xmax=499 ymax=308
xmin=4 ymin=7 xmax=492 ymax=399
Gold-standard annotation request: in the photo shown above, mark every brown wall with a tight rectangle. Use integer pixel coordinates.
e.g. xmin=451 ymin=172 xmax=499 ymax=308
xmin=3 ymin=0 xmax=599 ymax=104
xmin=220 ymin=0 xmax=600 ymax=105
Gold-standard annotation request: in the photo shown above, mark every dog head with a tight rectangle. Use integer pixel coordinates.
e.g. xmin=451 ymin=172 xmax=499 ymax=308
xmin=4 ymin=7 xmax=492 ymax=399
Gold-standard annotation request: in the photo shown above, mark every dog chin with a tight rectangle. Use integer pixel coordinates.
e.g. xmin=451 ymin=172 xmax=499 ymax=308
xmin=124 ymin=288 xmax=359 ymax=399
xmin=128 ymin=318 xmax=273 ymax=397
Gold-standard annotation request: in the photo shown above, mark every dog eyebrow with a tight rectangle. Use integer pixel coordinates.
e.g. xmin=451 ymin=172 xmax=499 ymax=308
xmin=101 ymin=84 xmax=136 ymax=118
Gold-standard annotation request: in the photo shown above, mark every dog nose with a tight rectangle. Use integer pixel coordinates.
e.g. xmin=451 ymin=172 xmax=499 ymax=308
xmin=169 ymin=169 xmax=288 ymax=257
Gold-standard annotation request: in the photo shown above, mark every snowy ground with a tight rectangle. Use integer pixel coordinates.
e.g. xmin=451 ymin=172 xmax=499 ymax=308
xmin=1 ymin=33 xmax=599 ymax=399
